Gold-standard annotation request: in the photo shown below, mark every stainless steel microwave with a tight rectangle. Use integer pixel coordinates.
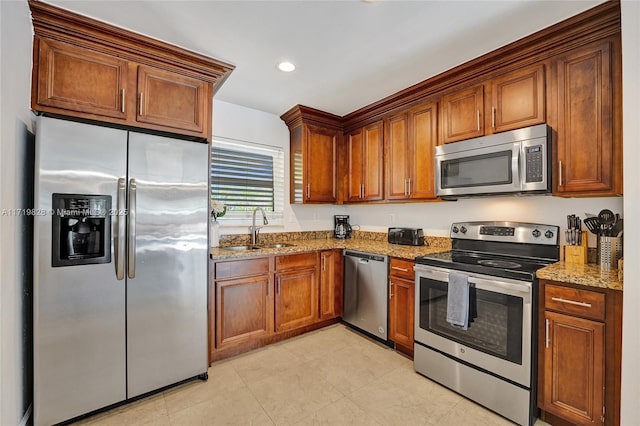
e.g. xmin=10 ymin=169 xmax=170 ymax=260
xmin=435 ymin=124 xmax=551 ymax=199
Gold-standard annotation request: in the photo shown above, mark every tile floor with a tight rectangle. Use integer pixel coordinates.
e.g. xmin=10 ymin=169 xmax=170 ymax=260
xmin=73 ymin=324 xmax=548 ymax=426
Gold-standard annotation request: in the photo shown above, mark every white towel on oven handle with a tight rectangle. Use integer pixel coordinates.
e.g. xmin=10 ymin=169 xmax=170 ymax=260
xmin=446 ymin=271 xmax=469 ymax=330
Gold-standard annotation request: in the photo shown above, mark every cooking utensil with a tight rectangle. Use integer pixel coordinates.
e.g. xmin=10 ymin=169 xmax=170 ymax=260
xmin=584 ymin=217 xmax=601 ymax=235
xmin=611 ymin=218 xmax=624 ymax=237
xmin=598 ymin=209 xmax=615 ymax=236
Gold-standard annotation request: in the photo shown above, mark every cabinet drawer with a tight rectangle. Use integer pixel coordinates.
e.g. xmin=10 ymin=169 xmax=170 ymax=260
xmin=215 ymin=257 xmax=270 ymax=280
xmin=545 ymin=284 xmax=605 ymax=321
xmin=390 ymin=258 xmax=414 ymax=280
xmin=276 ymin=252 xmax=317 ymax=271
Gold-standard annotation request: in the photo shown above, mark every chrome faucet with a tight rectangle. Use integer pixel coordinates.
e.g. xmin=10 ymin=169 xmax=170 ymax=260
xmin=250 ymin=207 xmax=269 ymax=245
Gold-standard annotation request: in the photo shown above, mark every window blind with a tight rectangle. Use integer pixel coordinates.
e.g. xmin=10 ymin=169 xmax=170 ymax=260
xmin=211 ymin=137 xmax=284 ymax=225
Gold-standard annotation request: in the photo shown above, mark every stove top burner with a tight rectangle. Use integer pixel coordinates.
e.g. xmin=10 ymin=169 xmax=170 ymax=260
xmin=477 ymin=259 xmax=522 ymax=269
xmin=415 ymin=251 xmax=552 ymax=281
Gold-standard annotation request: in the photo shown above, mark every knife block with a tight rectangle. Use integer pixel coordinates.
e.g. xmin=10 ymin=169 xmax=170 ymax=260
xmin=564 ymin=231 xmax=588 ymax=264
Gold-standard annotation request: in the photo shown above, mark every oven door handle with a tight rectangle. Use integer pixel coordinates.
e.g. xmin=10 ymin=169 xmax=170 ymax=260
xmin=416 ymin=268 xmax=531 ymax=296
xmin=471 ymin=278 xmax=530 ymax=295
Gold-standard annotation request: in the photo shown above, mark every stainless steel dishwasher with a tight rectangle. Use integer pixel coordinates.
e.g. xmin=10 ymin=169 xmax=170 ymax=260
xmin=343 ymin=250 xmax=389 ymax=341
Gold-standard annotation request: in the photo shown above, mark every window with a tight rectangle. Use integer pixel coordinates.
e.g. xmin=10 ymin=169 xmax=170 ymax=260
xmin=211 ymin=137 xmax=284 ymax=225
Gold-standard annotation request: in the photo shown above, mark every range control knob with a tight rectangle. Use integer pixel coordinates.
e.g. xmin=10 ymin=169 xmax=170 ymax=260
xmin=452 ymin=226 xmax=459 ymax=234
xmin=545 ymin=230 xmax=554 ymax=239
xmin=460 ymin=226 xmax=467 ymax=234
xmin=532 ymin=229 xmax=541 ymax=238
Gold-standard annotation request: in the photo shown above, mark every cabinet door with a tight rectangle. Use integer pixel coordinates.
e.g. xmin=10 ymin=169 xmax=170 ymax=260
xmin=320 ymin=250 xmax=343 ymax=319
xmin=137 ymin=65 xmax=207 ymax=134
xmin=304 ymin=125 xmax=338 ymax=203
xmin=215 ymin=275 xmax=273 ymax=348
xmin=409 ymin=102 xmax=438 ymax=199
xmin=385 ymin=113 xmax=410 ymax=200
xmin=362 ymin=121 xmax=384 ymax=201
xmin=275 ymin=268 xmax=319 ymax=332
xmin=346 ymin=128 xmax=365 ymax=202
xmin=389 ymin=276 xmax=414 ymax=349
xmin=441 ymin=85 xmax=484 ymax=143
xmin=490 ymin=64 xmax=545 ymax=133
xmin=34 ymin=38 xmax=128 ymax=120
xmin=553 ymin=41 xmax=620 ymax=195
xmin=541 ymin=311 xmax=604 ymax=426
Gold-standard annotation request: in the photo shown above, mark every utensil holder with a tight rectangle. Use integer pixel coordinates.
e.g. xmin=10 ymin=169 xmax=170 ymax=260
xmin=564 ymin=231 xmax=588 ymax=264
xmin=598 ymin=236 xmax=622 ymax=269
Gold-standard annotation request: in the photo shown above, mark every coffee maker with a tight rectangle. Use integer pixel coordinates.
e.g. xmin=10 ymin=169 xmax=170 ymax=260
xmin=334 ymin=215 xmax=352 ymax=239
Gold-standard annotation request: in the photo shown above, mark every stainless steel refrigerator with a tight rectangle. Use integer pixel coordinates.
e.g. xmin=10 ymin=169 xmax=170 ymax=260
xmin=33 ymin=116 xmax=209 ymax=426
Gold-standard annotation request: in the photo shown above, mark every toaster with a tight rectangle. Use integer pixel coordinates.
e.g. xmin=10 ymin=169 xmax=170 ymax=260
xmin=388 ymin=227 xmax=426 ymax=246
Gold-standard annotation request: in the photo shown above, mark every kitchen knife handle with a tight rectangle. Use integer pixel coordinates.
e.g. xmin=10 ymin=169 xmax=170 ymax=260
xmin=127 ymin=178 xmax=137 ymax=279
xmin=115 ymin=178 xmax=126 ymax=280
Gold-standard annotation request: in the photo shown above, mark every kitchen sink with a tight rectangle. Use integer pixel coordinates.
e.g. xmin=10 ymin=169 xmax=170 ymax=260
xmin=259 ymin=243 xmax=295 ymax=249
xmin=219 ymin=243 xmax=295 ymax=251
xmin=220 ymin=245 xmax=262 ymax=251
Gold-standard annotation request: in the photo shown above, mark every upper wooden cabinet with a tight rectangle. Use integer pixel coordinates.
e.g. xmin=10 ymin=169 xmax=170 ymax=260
xmin=441 ymin=64 xmax=545 ymax=144
xmin=34 ymin=38 xmax=129 ymax=121
xmin=29 ymin=0 xmax=233 ymax=140
xmin=346 ymin=121 xmax=384 ymax=202
xmin=551 ymin=39 xmax=622 ymax=196
xmin=136 ymin=65 xmax=208 ymax=134
xmin=385 ymin=101 xmax=439 ymax=200
xmin=281 ymin=106 xmax=342 ymax=204
xmin=441 ymin=85 xmax=485 ymax=144
xmin=489 ymin=64 xmax=545 ymax=133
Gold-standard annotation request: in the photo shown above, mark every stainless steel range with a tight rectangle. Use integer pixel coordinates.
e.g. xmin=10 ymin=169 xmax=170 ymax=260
xmin=414 ymin=221 xmax=559 ymax=426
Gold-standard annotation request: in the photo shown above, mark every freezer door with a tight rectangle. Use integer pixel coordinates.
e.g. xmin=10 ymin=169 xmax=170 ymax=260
xmin=34 ymin=117 xmax=127 ymax=426
xmin=126 ymin=132 xmax=209 ymax=397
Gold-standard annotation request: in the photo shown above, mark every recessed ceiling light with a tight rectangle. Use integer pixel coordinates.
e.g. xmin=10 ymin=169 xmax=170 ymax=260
xmin=277 ymin=61 xmax=296 ymax=72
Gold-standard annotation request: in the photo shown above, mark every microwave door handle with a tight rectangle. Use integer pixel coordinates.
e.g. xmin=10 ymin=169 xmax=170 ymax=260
xmin=513 ymin=145 xmax=521 ymax=189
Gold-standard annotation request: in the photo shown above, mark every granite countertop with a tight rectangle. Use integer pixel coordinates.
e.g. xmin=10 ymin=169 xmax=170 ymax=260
xmin=210 ymin=235 xmax=451 ymax=262
xmin=536 ymin=262 xmax=623 ymax=291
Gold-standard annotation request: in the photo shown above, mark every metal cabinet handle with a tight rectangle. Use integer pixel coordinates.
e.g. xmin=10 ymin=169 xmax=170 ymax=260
xmin=127 ymin=178 xmax=137 ymax=279
xmin=407 ymin=178 xmax=411 ymax=196
xmin=389 ymin=282 xmax=394 ymax=299
xmin=115 ymin=178 xmax=126 ymax=280
xmin=491 ymin=107 xmax=496 ymax=129
xmin=121 ymin=88 xmax=126 ymax=113
xmin=276 ymin=277 xmax=281 ymax=294
xmin=306 ymin=184 xmax=310 ymax=199
xmin=391 ymin=266 xmax=409 ymax=272
xmin=322 ymin=256 xmax=326 ymax=271
xmin=360 ymin=183 xmax=364 ymax=199
xmin=551 ymin=297 xmax=592 ymax=308
xmin=558 ymin=161 xmax=563 ymax=187
xmin=477 ymin=110 xmax=481 ymax=132
xmin=139 ymin=92 xmax=143 ymax=116
xmin=545 ymin=318 xmax=550 ymax=348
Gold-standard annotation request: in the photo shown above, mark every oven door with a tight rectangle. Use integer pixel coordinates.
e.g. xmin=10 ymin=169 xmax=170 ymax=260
xmin=435 ymin=142 xmax=521 ymax=197
xmin=414 ymin=264 xmax=532 ymax=387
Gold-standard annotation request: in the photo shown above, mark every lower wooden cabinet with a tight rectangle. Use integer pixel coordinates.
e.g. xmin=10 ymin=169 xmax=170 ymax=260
xmin=538 ymin=280 xmax=622 ymax=426
xmin=388 ymin=258 xmax=415 ymax=356
xmin=275 ymin=267 xmax=318 ymax=332
xmin=320 ymin=249 xmax=343 ymax=320
xmin=211 ymin=251 xmax=342 ymax=362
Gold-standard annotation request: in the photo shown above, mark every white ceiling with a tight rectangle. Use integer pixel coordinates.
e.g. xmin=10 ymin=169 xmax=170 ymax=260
xmin=47 ymin=0 xmax=606 ymax=117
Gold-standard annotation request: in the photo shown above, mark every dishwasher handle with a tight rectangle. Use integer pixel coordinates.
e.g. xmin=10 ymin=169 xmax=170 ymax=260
xmin=344 ymin=250 xmax=388 ymax=263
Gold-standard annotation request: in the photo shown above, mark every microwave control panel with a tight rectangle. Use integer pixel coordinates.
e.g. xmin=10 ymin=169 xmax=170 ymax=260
xmin=525 ymin=145 xmax=543 ymax=183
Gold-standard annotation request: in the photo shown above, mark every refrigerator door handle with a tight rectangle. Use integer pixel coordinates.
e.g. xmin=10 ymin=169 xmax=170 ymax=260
xmin=116 ymin=178 xmax=126 ymax=280
xmin=127 ymin=178 xmax=137 ymax=279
